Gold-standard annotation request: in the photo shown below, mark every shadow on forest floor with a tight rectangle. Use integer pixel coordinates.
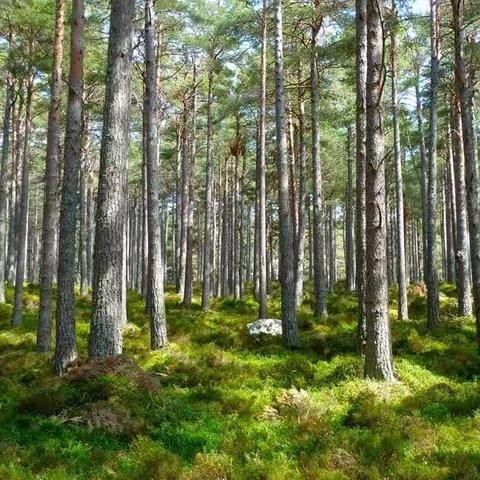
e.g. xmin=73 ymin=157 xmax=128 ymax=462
xmin=1 ymin=281 xmax=480 ymax=479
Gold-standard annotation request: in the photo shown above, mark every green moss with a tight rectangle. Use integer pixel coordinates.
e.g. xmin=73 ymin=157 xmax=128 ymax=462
xmin=1 ymin=282 xmax=480 ymax=478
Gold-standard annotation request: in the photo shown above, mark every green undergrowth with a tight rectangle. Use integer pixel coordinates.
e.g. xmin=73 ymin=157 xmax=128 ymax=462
xmin=1 ymin=281 xmax=480 ymax=479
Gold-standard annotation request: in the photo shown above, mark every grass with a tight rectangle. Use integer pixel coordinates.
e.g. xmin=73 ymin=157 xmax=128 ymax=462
xmin=1 ymin=281 xmax=480 ymax=479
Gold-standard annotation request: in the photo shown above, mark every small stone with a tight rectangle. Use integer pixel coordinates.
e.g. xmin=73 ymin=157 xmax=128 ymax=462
xmin=247 ymin=318 xmax=283 ymax=336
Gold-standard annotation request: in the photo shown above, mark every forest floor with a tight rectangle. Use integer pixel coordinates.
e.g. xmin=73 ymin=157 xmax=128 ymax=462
xmin=1 ymin=282 xmax=480 ymax=479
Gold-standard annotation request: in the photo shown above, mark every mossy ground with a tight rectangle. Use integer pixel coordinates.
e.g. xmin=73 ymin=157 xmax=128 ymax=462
xmin=1 ymin=282 xmax=480 ymax=479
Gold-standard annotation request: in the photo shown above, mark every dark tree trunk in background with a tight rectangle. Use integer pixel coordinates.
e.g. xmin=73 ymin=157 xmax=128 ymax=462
xmin=145 ymin=0 xmax=167 ymax=349
xmin=54 ymin=0 xmax=84 ymax=375
xmin=274 ymin=0 xmax=298 ymax=346
xmin=355 ymin=0 xmax=367 ymax=349
xmin=425 ymin=0 xmax=440 ymax=329
xmin=364 ymin=0 xmax=395 ymax=381
xmin=37 ymin=0 xmax=65 ymax=352
xmin=89 ymin=0 xmax=134 ymax=358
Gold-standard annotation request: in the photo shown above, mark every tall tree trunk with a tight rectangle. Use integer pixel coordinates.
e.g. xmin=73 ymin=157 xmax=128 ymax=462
xmin=201 ymin=62 xmax=215 ymax=310
xmin=345 ymin=125 xmax=355 ymax=291
xmin=425 ymin=0 xmax=440 ymax=329
xmin=0 ymin=72 xmax=14 ymax=303
xmin=257 ymin=0 xmax=268 ymax=318
xmin=295 ymin=71 xmax=307 ymax=307
xmin=89 ymin=0 xmax=134 ymax=358
xmin=355 ymin=0 xmax=367 ymax=349
xmin=37 ymin=0 xmax=65 ymax=351
xmin=451 ymin=96 xmax=472 ymax=315
xmin=54 ymin=0 xmax=84 ymax=375
xmin=274 ymin=0 xmax=298 ymax=346
xmin=11 ymin=73 xmax=33 ymax=327
xmin=145 ymin=0 xmax=167 ymax=349
xmin=452 ymin=0 xmax=480 ymax=344
xmin=390 ymin=1 xmax=408 ymax=321
xmin=311 ymin=13 xmax=328 ymax=317
xmin=364 ymin=0 xmax=395 ymax=381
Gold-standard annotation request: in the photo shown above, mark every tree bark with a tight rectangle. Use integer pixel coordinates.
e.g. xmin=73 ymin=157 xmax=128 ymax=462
xmin=89 ymin=0 xmax=134 ymax=358
xmin=451 ymin=96 xmax=472 ymax=315
xmin=364 ymin=0 xmax=395 ymax=381
xmin=11 ymin=73 xmax=33 ymax=327
xmin=274 ymin=0 xmax=298 ymax=346
xmin=311 ymin=13 xmax=328 ymax=317
xmin=425 ymin=0 xmax=440 ymax=329
xmin=0 ymin=72 xmax=14 ymax=303
xmin=390 ymin=1 xmax=408 ymax=321
xmin=452 ymin=0 xmax=480 ymax=343
xmin=345 ymin=125 xmax=355 ymax=291
xmin=145 ymin=0 xmax=167 ymax=349
xmin=37 ymin=0 xmax=65 ymax=351
xmin=257 ymin=0 xmax=268 ymax=319
xmin=54 ymin=0 xmax=84 ymax=375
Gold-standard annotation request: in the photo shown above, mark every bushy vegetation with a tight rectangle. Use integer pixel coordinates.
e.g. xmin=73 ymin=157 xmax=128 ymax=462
xmin=1 ymin=283 xmax=480 ymax=479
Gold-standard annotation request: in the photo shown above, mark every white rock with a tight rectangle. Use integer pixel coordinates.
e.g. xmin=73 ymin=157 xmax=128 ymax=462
xmin=247 ymin=318 xmax=283 ymax=336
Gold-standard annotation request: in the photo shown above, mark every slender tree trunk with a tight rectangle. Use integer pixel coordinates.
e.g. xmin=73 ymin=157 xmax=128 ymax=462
xmin=257 ymin=0 xmax=268 ymax=318
xmin=145 ymin=0 xmax=167 ymax=349
xmin=295 ymin=72 xmax=307 ymax=307
xmin=364 ymin=0 xmax=395 ymax=381
xmin=37 ymin=0 xmax=65 ymax=351
xmin=274 ymin=0 xmax=298 ymax=346
xmin=390 ymin=2 xmax=408 ymax=320
xmin=54 ymin=0 xmax=84 ymax=375
xmin=452 ymin=0 xmax=480 ymax=343
xmin=89 ymin=0 xmax=134 ymax=358
xmin=201 ymin=63 xmax=215 ymax=310
xmin=0 ymin=72 xmax=14 ymax=303
xmin=425 ymin=0 xmax=440 ymax=329
xmin=355 ymin=0 xmax=367 ymax=349
xmin=311 ymin=15 xmax=328 ymax=317
xmin=11 ymin=73 xmax=33 ymax=327
xmin=451 ymin=96 xmax=472 ymax=315
xmin=345 ymin=125 xmax=355 ymax=291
